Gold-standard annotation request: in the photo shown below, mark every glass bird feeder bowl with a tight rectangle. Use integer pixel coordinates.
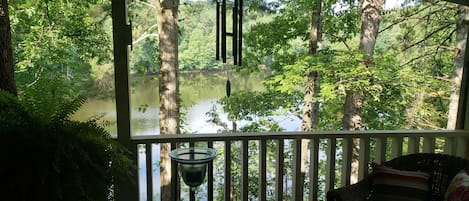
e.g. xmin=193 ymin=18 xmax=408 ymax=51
xmin=169 ymin=147 xmax=217 ymax=188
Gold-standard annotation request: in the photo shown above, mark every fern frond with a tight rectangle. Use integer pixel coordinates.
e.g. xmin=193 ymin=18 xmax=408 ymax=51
xmin=52 ymin=95 xmax=87 ymax=121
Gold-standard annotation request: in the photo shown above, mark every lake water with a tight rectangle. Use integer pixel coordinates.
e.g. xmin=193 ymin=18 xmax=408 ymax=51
xmin=74 ymin=71 xmax=301 ymax=135
xmin=74 ymin=71 xmax=302 ymax=201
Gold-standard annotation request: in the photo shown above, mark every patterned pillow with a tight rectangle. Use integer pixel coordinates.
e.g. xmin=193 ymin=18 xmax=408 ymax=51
xmin=372 ymin=165 xmax=431 ymax=201
xmin=444 ymin=170 xmax=469 ymax=201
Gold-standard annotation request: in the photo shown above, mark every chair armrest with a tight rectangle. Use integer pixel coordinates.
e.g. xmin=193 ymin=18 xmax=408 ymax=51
xmin=326 ymin=179 xmax=372 ymax=201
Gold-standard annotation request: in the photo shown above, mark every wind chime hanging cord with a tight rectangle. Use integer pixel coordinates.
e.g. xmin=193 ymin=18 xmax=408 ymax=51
xmin=226 ymin=64 xmax=231 ymax=98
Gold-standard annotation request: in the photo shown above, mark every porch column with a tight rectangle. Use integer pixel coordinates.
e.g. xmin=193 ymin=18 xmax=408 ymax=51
xmin=455 ymin=15 xmax=469 ymax=158
xmin=111 ymin=0 xmax=138 ymax=200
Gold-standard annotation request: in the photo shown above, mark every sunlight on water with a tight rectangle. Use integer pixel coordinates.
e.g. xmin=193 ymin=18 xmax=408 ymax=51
xmin=74 ymin=71 xmax=301 ymax=136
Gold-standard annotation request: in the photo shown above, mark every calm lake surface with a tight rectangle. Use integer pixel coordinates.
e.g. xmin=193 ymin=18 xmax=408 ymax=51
xmin=74 ymin=71 xmax=301 ymax=201
xmin=74 ymin=71 xmax=301 ymax=135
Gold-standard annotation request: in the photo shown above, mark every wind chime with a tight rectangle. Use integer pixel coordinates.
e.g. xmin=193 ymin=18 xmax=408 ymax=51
xmin=216 ymin=0 xmax=243 ymax=97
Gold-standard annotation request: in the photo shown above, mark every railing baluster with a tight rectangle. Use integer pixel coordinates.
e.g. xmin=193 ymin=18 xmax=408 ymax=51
xmin=224 ymin=141 xmax=232 ymax=201
xmin=171 ymin=142 xmax=181 ymax=201
xmin=408 ymin=136 xmax=419 ymax=154
xmin=259 ymin=140 xmax=267 ymax=201
xmin=444 ymin=137 xmax=454 ymax=155
xmin=171 ymin=142 xmax=179 ymax=201
xmin=423 ymin=136 xmax=435 ymax=153
xmin=456 ymin=136 xmax=467 ymax=158
xmin=308 ymin=137 xmax=319 ymax=201
xmin=132 ymin=144 xmax=139 ymax=201
xmin=375 ymin=136 xmax=387 ymax=163
xmin=391 ymin=137 xmax=403 ymax=158
xmin=292 ymin=138 xmax=303 ymax=201
xmin=145 ymin=143 xmax=153 ymax=201
xmin=326 ymin=137 xmax=336 ymax=192
xmin=208 ymin=141 xmax=214 ymax=201
xmin=341 ymin=137 xmax=352 ymax=187
xmin=242 ymin=140 xmax=249 ymax=201
xmin=275 ymin=139 xmax=284 ymax=201
xmin=358 ymin=137 xmax=370 ymax=181
xmin=137 ymin=144 xmax=144 ymax=201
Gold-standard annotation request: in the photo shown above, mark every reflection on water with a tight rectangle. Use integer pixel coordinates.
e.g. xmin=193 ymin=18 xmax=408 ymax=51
xmin=74 ymin=71 xmax=300 ymax=136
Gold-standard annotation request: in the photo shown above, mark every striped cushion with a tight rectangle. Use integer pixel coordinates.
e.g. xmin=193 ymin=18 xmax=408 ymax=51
xmin=372 ymin=165 xmax=431 ymax=201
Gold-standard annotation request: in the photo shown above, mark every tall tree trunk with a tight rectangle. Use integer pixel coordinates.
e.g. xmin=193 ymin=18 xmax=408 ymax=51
xmin=154 ymin=0 xmax=180 ymax=200
xmin=447 ymin=5 xmax=469 ymax=130
xmin=344 ymin=0 xmax=384 ymax=184
xmin=296 ymin=0 xmax=322 ymax=199
xmin=0 ymin=0 xmax=16 ymax=96
xmin=301 ymin=0 xmax=322 ymax=132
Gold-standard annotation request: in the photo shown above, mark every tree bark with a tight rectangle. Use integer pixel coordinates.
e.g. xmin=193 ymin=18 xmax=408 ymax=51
xmin=296 ymin=0 xmax=322 ymax=199
xmin=447 ymin=5 xmax=469 ymax=130
xmin=344 ymin=0 xmax=384 ymax=184
xmin=344 ymin=0 xmax=386 ymax=131
xmin=0 ymin=0 xmax=17 ymax=96
xmin=301 ymin=0 xmax=322 ymax=132
xmin=154 ymin=0 xmax=180 ymax=200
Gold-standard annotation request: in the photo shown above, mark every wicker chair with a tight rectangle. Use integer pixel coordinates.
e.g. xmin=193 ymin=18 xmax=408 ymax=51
xmin=326 ymin=153 xmax=469 ymax=201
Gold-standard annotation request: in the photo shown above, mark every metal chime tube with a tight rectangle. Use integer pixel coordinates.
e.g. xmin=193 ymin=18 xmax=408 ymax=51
xmin=233 ymin=0 xmax=238 ymax=65
xmin=221 ymin=0 xmax=227 ymax=63
xmin=238 ymin=0 xmax=242 ymax=65
xmin=216 ymin=0 xmax=220 ymax=60
xmin=216 ymin=0 xmax=242 ymax=66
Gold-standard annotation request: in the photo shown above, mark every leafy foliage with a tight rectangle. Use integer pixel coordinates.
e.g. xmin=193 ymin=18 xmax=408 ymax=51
xmin=0 ymin=81 xmax=134 ymax=201
xmin=223 ymin=0 xmax=458 ymax=131
xmin=10 ymin=0 xmax=111 ymax=92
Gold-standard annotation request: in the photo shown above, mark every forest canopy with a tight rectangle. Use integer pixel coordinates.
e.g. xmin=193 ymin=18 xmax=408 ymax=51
xmin=7 ymin=0 xmax=467 ymax=132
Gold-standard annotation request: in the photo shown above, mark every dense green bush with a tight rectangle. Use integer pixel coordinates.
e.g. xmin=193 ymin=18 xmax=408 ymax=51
xmin=0 ymin=88 xmax=134 ymax=201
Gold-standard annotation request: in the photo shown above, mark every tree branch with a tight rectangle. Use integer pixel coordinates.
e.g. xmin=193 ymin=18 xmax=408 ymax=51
xmin=132 ymin=24 xmax=158 ymax=45
xmin=402 ymin=22 xmax=453 ymax=51
xmin=379 ymin=4 xmax=434 ymax=34
xmin=428 ymin=45 xmax=457 ymax=52
xmin=435 ymin=76 xmax=451 ymax=82
xmin=437 ymin=29 xmax=456 ymax=52
xmin=133 ymin=33 xmax=158 ymax=45
xmin=27 ymin=67 xmax=44 ymax=87
xmin=135 ymin=0 xmax=156 ymax=9
xmin=417 ymin=120 xmax=444 ymax=130
xmin=324 ymin=32 xmax=351 ymax=50
xmin=399 ymin=49 xmax=448 ymax=67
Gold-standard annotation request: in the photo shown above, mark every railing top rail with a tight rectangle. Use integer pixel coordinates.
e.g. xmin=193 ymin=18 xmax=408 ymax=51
xmin=130 ymin=130 xmax=469 ymax=144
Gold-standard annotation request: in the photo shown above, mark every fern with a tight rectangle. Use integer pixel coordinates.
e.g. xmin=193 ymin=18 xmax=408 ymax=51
xmin=52 ymin=95 xmax=87 ymax=122
xmin=19 ymin=77 xmax=86 ymax=122
xmin=0 ymin=78 xmax=135 ymax=201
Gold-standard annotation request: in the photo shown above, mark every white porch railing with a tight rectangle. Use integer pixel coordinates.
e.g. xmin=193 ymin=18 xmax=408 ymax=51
xmin=130 ymin=130 xmax=469 ymax=201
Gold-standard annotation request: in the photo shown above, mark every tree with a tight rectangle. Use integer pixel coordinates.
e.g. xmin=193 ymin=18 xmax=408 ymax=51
xmin=302 ymin=1 xmax=322 ymax=132
xmin=343 ymin=0 xmax=384 ymax=184
xmin=381 ymin=2 xmax=458 ymax=130
xmin=343 ymin=0 xmax=384 ymax=131
xmin=10 ymin=0 xmax=111 ymax=96
xmin=447 ymin=5 xmax=469 ymax=129
xmin=297 ymin=0 xmax=322 ymax=199
xmin=153 ymin=0 xmax=180 ymax=200
xmin=0 ymin=0 xmax=16 ymax=96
